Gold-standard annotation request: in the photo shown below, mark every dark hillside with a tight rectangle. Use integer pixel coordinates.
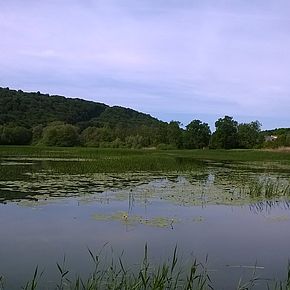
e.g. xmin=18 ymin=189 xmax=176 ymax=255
xmin=97 ymin=106 xmax=162 ymax=128
xmin=263 ymin=128 xmax=290 ymax=135
xmin=0 ymin=87 xmax=164 ymax=129
xmin=0 ymin=87 xmax=168 ymax=147
xmin=0 ymin=87 xmax=109 ymax=127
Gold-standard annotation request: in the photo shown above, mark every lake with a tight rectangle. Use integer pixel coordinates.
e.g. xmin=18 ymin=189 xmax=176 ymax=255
xmin=0 ymin=148 xmax=290 ymax=289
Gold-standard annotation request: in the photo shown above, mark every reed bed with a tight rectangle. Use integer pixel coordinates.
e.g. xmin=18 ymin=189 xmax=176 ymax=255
xmin=243 ymin=178 xmax=290 ymax=199
xmin=1 ymin=246 xmax=290 ymax=290
xmin=1 ymin=146 xmax=290 ymax=164
xmin=1 ymin=146 xmax=290 ymax=176
xmin=4 ymin=246 xmax=213 ymax=290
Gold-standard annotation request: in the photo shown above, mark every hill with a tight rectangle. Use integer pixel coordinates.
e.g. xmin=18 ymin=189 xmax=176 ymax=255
xmin=0 ymin=87 xmax=175 ymax=147
xmin=0 ymin=87 xmax=162 ymax=128
xmin=2 ymin=87 xmax=287 ymax=149
xmin=262 ymin=128 xmax=290 ymax=136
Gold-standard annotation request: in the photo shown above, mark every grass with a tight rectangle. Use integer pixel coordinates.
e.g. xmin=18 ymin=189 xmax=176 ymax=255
xmin=1 ymin=147 xmax=290 ymax=204
xmin=1 ymin=146 xmax=290 ymax=175
xmin=1 ymin=246 xmax=290 ymax=290
xmin=0 ymin=147 xmax=203 ymax=174
xmin=1 ymin=147 xmax=290 ymax=288
xmin=243 ymin=178 xmax=290 ymax=199
xmin=1 ymin=146 xmax=290 ymax=162
xmin=7 ymin=246 xmax=213 ymax=290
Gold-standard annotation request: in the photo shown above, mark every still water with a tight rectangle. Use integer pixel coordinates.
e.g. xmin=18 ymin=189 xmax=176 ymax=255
xmin=0 ymin=158 xmax=290 ymax=289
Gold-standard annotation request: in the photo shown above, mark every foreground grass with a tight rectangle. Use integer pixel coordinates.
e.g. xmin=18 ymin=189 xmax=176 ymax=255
xmin=1 ymin=246 xmax=213 ymax=290
xmin=1 ymin=246 xmax=290 ymax=290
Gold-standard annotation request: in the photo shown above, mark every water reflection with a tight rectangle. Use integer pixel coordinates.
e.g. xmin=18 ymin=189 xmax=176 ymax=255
xmin=249 ymin=200 xmax=290 ymax=214
xmin=1 ymin=158 xmax=290 ymax=289
xmin=0 ymin=160 xmax=290 ymax=211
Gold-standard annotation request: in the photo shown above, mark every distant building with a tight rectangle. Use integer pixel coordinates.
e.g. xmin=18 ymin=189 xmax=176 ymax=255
xmin=265 ymin=135 xmax=278 ymax=142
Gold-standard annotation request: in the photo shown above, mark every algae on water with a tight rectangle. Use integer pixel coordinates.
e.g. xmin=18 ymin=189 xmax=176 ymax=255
xmin=92 ymin=211 xmax=178 ymax=228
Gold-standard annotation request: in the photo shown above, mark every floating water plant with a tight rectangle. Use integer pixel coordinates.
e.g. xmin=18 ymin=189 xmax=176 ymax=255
xmin=92 ymin=212 xmax=178 ymax=228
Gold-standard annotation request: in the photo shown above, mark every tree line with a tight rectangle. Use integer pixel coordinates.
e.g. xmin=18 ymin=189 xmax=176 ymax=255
xmin=1 ymin=116 xmax=285 ymax=149
xmin=0 ymin=87 xmax=289 ymax=149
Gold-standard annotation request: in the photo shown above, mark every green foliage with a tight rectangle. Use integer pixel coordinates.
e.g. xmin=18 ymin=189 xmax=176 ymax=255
xmin=0 ymin=125 xmax=32 ymax=145
xmin=210 ymin=116 xmax=238 ymax=149
xmin=264 ymin=127 xmax=290 ymax=136
xmin=97 ymin=106 xmax=161 ymax=128
xmin=124 ymin=135 xmax=145 ymax=149
xmin=1 ymin=246 xmax=214 ymax=290
xmin=0 ymin=87 xmax=168 ymax=147
xmin=0 ymin=87 xmax=108 ymax=127
xmin=81 ymin=126 xmax=113 ymax=147
xmin=184 ymin=120 xmax=211 ymax=149
xmin=263 ymin=133 xmax=290 ymax=148
xmin=157 ymin=143 xmax=178 ymax=150
xmin=32 ymin=125 xmax=44 ymax=144
xmin=2 ymin=245 xmax=290 ymax=289
xmin=167 ymin=121 xmax=183 ymax=148
xmin=237 ymin=121 xmax=262 ymax=149
xmin=0 ymin=87 xmax=282 ymax=150
xmin=42 ymin=124 xmax=80 ymax=147
xmin=153 ymin=124 xmax=169 ymax=146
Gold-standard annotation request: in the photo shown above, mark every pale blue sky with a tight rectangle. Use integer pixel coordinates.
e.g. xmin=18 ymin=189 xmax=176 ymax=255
xmin=1 ymin=0 xmax=290 ymax=129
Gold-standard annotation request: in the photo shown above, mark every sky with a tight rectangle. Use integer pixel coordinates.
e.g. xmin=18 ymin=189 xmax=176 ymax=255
xmin=1 ymin=0 xmax=290 ymax=130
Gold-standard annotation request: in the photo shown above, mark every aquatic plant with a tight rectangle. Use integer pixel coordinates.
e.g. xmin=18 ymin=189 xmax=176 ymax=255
xmin=246 ymin=178 xmax=290 ymax=199
xmin=17 ymin=245 xmax=213 ymax=290
xmin=1 ymin=247 xmax=290 ymax=289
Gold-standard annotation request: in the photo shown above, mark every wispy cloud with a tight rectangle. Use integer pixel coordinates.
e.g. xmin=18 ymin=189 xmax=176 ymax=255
xmin=1 ymin=0 xmax=290 ymax=128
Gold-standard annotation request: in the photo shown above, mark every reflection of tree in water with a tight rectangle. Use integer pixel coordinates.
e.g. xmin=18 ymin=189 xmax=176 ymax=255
xmin=249 ymin=200 xmax=290 ymax=214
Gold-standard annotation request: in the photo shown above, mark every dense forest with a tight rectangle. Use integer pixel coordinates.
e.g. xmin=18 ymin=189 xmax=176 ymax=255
xmin=0 ymin=87 xmax=289 ymax=149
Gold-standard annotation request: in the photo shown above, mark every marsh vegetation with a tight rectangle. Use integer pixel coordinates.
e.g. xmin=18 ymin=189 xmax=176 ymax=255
xmin=1 ymin=146 xmax=290 ymax=289
xmin=2 ymin=87 xmax=290 ymax=150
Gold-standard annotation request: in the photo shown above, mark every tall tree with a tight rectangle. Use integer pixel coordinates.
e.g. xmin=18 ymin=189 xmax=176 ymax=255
xmin=167 ymin=121 xmax=183 ymax=148
xmin=184 ymin=120 xmax=211 ymax=149
xmin=237 ymin=121 xmax=262 ymax=148
xmin=211 ymin=116 xmax=238 ymax=149
xmin=0 ymin=126 xmax=32 ymax=145
xmin=42 ymin=124 xmax=80 ymax=147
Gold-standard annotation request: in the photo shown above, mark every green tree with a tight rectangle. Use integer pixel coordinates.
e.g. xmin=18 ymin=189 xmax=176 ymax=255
xmin=184 ymin=120 xmax=211 ymax=149
xmin=81 ymin=126 xmax=114 ymax=147
xmin=32 ymin=124 xmax=44 ymax=144
xmin=125 ymin=135 xmax=144 ymax=149
xmin=167 ymin=121 xmax=183 ymax=149
xmin=0 ymin=126 xmax=32 ymax=145
xmin=81 ymin=126 xmax=100 ymax=147
xmin=211 ymin=116 xmax=238 ymax=149
xmin=237 ymin=121 xmax=262 ymax=148
xmin=267 ymin=133 xmax=290 ymax=148
xmin=153 ymin=124 xmax=168 ymax=146
xmin=42 ymin=124 xmax=80 ymax=147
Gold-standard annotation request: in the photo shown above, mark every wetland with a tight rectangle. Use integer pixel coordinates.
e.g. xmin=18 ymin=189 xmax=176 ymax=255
xmin=1 ymin=147 xmax=290 ymax=289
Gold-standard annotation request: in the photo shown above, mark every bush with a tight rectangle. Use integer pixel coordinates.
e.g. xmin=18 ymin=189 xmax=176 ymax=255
xmin=42 ymin=124 xmax=80 ymax=147
xmin=0 ymin=126 xmax=32 ymax=145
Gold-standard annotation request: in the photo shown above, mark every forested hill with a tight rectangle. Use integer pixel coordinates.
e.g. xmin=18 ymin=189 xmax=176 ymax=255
xmin=0 ymin=87 xmax=162 ymax=128
xmin=263 ymin=128 xmax=290 ymax=136
xmin=1 ymin=87 xmax=288 ymax=149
